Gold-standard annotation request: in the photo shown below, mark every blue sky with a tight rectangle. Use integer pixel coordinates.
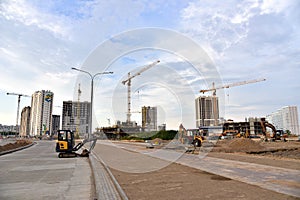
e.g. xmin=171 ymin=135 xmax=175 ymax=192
xmin=0 ymin=0 xmax=299 ymax=130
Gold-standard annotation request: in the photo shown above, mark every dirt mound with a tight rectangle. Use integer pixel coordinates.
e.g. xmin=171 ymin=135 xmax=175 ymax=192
xmin=212 ymin=138 xmax=265 ymax=153
xmin=0 ymin=139 xmax=32 ymax=152
xmin=227 ymin=138 xmax=265 ymax=152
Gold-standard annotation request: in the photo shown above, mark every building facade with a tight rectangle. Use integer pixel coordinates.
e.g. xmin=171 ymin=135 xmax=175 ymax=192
xmin=195 ymin=96 xmax=219 ymax=127
xmin=142 ymin=106 xmax=157 ymax=132
xmin=30 ymin=90 xmax=54 ymax=136
xmin=20 ymin=106 xmax=31 ymax=137
xmin=267 ymin=106 xmax=300 ymax=135
xmin=52 ymin=115 xmax=60 ymax=135
xmin=62 ymin=101 xmax=90 ymax=136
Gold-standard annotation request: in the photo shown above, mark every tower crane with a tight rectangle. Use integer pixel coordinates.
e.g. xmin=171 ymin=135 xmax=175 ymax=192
xmin=122 ymin=60 xmax=160 ymax=123
xmin=6 ymin=92 xmax=30 ymax=133
xmin=199 ymin=78 xmax=266 ymax=126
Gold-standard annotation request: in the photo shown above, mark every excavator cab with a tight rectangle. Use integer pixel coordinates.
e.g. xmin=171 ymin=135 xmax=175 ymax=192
xmin=56 ymin=130 xmax=75 ymax=153
xmin=55 ymin=130 xmax=97 ymax=158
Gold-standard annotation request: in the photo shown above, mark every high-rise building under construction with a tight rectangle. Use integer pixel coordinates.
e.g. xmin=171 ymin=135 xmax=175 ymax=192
xmin=195 ymin=96 xmax=219 ymax=127
xmin=62 ymin=101 xmax=90 ymax=136
xmin=142 ymin=106 xmax=157 ymax=132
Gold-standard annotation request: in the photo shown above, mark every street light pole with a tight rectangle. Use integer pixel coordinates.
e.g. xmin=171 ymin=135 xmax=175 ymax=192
xmin=71 ymin=67 xmax=113 ymax=140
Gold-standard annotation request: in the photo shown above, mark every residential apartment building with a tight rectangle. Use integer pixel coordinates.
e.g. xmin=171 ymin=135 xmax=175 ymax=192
xmin=267 ymin=106 xmax=300 ymax=135
xmin=62 ymin=101 xmax=90 ymax=136
xmin=142 ymin=106 xmax=157 ymax=132
xmin=20 ymin=106 xmax=31 ymax=137
xmin=52 ymin=115 xmax=60 ymax=135
xmin=30 ymin=90 xmax=54 ymax=136
xmin=195 ymin=96 xmax=219 ymax=127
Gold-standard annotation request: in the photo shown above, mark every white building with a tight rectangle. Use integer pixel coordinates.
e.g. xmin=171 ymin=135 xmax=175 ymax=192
xmin=30 ymin=90 xmax=54 ymax=136
xmin=267 ymin=106 xmax=300 ymax=135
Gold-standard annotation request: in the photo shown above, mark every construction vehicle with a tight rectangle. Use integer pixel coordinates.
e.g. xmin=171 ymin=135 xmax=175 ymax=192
xmin=55 ymin=130 xmax=97 ymax=158
xmin=179 ymin=124 xmax=204 ymax=153
xmin=260 ymin=118 xmax=286 ymax=141
xmin=192 ymin=133 xmax=204 ymax=147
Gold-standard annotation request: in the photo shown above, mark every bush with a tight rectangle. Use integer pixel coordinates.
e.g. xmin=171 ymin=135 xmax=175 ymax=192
xmin=150 ymin=130 xmax=178 ymax=140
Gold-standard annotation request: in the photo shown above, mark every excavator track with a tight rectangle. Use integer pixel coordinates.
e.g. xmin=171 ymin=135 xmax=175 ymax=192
xmin=58 ymin=152 xmax=77 ymax=158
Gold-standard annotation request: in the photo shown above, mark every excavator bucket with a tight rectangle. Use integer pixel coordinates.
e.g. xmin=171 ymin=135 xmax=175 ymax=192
xmin=77 ymin=138 xmax=97 ymax=157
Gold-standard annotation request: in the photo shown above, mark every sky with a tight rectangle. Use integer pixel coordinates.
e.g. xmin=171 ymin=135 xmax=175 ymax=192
xmin=0 ymin=0 xmax=299 ymax=130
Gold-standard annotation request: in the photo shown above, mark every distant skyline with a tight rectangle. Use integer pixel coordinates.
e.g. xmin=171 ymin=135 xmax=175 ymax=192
xmin=1 ymin=0 xmax=299 ymax=129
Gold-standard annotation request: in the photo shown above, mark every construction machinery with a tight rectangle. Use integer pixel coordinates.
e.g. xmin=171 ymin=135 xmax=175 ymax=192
xmin=199 ymin=78 xmax=266 ymax=126
xmin=7 ymin=92 xmax=30 ymax=133
xmin=55 ymin=130 xmax=97 ymax=158
xmin=179 ymin=124 xmax=204 ymax=153
xmin=260 ymin=118 xmax=286 ymax=141
xmin=122 ymin=60 xmax=160 ymax=124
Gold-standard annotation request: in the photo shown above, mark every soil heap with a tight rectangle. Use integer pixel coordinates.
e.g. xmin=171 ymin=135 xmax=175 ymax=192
xmin=0 ymin=140 xmax=32 ymax=152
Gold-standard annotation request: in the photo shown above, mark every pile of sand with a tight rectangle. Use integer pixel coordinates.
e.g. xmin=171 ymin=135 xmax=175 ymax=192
xmin=227 ymin=138 xmax=265 ymax=152
xmin=0 ymin=140 xmax=32 ymax=152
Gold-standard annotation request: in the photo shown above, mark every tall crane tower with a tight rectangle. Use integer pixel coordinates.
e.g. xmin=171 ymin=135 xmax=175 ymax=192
xmin=199 ymin=78 xmax=266 ymax=126
xmin=122 ymin=60 xmax=160 ymax=124
xmin=6 ymin=92 xmax=30 ymax=133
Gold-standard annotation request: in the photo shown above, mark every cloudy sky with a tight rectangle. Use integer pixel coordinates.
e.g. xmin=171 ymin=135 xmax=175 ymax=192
xmin=0 ymin=0 xmax=299 ymax=130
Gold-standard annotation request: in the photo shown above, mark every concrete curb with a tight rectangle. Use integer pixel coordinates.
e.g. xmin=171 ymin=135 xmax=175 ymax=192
xmin=90 ymin=152 xmax=128 ymax=200
xmin=0 ymin=142 xmax=35 ymax=156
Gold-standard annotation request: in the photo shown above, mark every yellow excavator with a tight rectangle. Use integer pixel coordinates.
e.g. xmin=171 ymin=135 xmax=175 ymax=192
xmin=260 ymin=118 xmax=286 ymax=141
xmin=55 ymin=130 xmax=97 ymax=158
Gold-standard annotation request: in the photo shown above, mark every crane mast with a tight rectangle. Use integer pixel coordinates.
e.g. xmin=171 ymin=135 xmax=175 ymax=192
xmin=7 ymin=92 xmax=30 ymax=133
xmin=199 ymin=78 xmax=266 ymax=126
xmin=122 ymin=60 xmax=160 ymax=123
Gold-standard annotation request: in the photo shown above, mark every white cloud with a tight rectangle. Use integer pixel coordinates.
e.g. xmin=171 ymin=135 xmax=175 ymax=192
xmin=0 ymin=0 xmax=71 ymax=39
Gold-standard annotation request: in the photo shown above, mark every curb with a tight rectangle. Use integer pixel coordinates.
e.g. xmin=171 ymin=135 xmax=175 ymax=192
xmin=0 ymin=142 xmax=36 ymax=156
xmin=90 ymin=152 xmax=128 ymax=200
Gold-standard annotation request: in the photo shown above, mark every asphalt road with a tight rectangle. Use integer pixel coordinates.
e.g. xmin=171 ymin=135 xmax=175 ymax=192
xmin=0 ymin=140 xmax=94 ymax=200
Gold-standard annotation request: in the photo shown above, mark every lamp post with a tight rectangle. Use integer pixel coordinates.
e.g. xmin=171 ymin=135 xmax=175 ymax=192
xmin=71 ymin=67 xmax=113 ymax=140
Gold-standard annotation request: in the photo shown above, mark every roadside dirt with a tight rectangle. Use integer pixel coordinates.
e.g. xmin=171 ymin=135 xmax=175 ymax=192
xmin=111 ymin=162 xmax=298 ymax=200
xmin=0 ymin=139 xmax=32 ymax=152
xmin=95 ymin=141 xmax=300 ymax=200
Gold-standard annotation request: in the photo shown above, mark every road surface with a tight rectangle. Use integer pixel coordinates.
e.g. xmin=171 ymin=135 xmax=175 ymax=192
xmin=0 ymin=140 xmax=94 ymax=200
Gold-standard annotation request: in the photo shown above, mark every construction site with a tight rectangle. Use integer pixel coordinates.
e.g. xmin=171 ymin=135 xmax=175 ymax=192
xmin=2 ymin=61 xmax=300 ymax=200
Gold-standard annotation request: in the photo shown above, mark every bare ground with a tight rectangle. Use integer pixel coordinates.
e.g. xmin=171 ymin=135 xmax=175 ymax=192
xmin=97 ymin=139 xmax=300 ymax=200
xmin=0 ymin=139 xmax=32 ymax=152
xmin=111 ymin=162 xmax=298 ymax=200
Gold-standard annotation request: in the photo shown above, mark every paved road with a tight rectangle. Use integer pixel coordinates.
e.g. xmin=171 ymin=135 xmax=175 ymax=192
xmin=0 ymin=140 xmax=94 ymax=200
xmin=97 ymin=140 xmax=300 ymax=198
